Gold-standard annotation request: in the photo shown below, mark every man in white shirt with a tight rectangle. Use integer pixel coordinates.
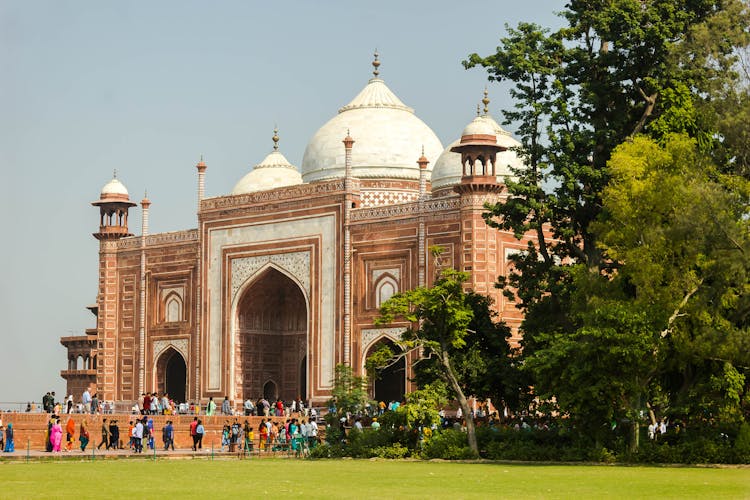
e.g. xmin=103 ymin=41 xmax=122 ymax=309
xmin=133 ymin=419 xmax=144 ymax=453
xmin=309 ymin=419 xmax=318 ymax=448
xmin=81 ymin=389 xmax=92 ymax=414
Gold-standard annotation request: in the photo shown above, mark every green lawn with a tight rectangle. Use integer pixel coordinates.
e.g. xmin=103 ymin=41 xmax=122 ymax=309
xmin=0 ymin=459 xmax=748 ymax=499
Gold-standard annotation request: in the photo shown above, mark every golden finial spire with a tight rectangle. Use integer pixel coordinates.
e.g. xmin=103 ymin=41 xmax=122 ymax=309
xmin=113 ymin=168 xmax=117 ymax=179
xmin=482 ymin=87 xmax=490 ymax=115
xmin=476 ymin=104 xmax=481 ymax=117
xmin=272 ymin=126 xmax=279 ymax=151
xmin=372 ymin=50 xmax=380 ymax=78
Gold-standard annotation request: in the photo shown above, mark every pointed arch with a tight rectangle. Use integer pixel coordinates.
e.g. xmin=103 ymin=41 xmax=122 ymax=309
xmin=164 ymin=291 xmax=183 ymax=323
xmin=364 ymin=337 xmax=405 ymax=404
xmin=233 ymin=265 xmax=309 ymax=403
xmin=374 ymin=273 xmax=399 ymax=308
xmin=155 ymin=347 xmax=187 ymax=403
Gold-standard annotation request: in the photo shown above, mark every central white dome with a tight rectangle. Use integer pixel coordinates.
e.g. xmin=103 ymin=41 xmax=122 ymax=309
xmin=301 ymin=78 xmax=444 ymax=182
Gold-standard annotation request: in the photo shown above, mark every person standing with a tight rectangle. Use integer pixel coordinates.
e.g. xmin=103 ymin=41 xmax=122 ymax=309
xmin=91 ymin=393 xmax=99 ymax=414
xmin=195 ymin=419 xmax=205 ymax=450
xmin=97 ymin=418 xmax=110 ymax=449
xmin=109 ymin=420 xmax=119 ymax=450
xmin=3 ymin=423 xmax=14 ymax=452
xmin=65 ymin=416 xmax=76 ymax=452
xmin=79 ymin=419 xmax=90 ymax=452
xmin=163 ymin=420 xmax=174 ymax=451
xmin=206 ymin=397 xmax=216 ymax=416
xmin=190 ymin=417 xmax=199 ymax=451
xmin=81 ymin=388 xmax=92 ymax=414
xmin=243 ymin=398 xmax=254 ymax=416
xmin=133 ymin=419 xmax=143 ymax=453
xmin=141 ymin=393 xmax=150 ymax=416
xmin=221 ymin=396 xmax=231 ymax=415
xmin=51 ymin=418 xmax=63 ymax=452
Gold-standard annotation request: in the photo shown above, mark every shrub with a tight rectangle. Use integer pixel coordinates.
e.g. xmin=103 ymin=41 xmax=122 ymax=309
xmin=422 ymin=429 xmax=477 ymax=460
xmin=371 ymin=443 xmax=410 ymax=459
xmin=733 ymin=422 xmax=750 ymax=462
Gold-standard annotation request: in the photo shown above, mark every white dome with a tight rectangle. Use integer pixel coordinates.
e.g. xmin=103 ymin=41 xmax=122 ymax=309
xmin=232 ymin=150 xmax=302 ymax=195
xmin=461 ymin=116 xmax=496 ymax=137
xmin=301 ymin=78 xmax=444 ymax=182
xmin=431 ymin=115 xmax=525 ymax=192
xmin=100 ymin=177 xmax=129 ymax=197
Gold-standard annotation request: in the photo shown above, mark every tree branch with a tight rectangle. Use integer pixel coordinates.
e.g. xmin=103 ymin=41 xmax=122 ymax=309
xmin=630 ymin=86 xmax=658 ymax=138
xmin=661 ymin=279 xmax=704 ymax=338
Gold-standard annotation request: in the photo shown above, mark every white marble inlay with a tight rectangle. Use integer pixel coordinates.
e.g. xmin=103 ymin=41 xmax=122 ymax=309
xmin=153 ymin=338 xmax=189 ymax=362
xmin=361 ymin=327 xmax=404 ymax=353
xmin=231 ymin=252 xmax=310 ymax=298
xmin=207 ymin=215 xmax=336 ymax=392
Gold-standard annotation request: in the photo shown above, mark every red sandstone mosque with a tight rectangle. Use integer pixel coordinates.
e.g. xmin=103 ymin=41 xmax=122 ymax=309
xmin=60 ymin=55 xmax=540 ymax=409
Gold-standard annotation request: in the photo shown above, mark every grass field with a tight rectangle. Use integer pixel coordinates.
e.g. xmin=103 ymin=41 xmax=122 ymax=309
xmin=0 ymin=458 xmax=748 ymax=499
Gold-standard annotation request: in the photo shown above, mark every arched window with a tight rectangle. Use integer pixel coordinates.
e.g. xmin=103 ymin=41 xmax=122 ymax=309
xmin=165 ymin=294 xmax=182 ymax=323
xmin=375 ymin=275 xmax=399 ymax=308
xmin=76 ymin=355 xmax=84 ymax=370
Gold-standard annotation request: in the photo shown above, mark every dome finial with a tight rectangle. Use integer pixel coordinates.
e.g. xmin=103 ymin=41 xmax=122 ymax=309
xmin=482 ymin=87 xmax=490 ymax=115
xmin=272 ymin=126 xmax=279 ymax=151
xmin=113 ymin=168 xmax=117 ymax=179
xmin=372 ymin=50 xmax=380 ymax=78
xmin=476 ymin=104 xmax=481 ymax=117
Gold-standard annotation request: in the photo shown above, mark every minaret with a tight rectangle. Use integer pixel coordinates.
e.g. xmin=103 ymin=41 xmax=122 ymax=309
xmin=194 ymin=156 xmax=206 ymax=401
xmin=92 ymin=172 xmax=137 ymax=402
xmin=138 ymin=193 xmax=150 ymax=395
xmin=452 ymin=92 xmax=506 ymax=295
xmin=342 ymin=131 xmax=355 ymax=365
xmin=417 ymin=148 xmax=429 ymax=287
xmin=196 ymin=156 xmax=207 ymax=213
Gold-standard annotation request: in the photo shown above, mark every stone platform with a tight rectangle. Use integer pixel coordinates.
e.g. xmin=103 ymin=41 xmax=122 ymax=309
xmin=0 ymin=412 xmax=314 ymax=451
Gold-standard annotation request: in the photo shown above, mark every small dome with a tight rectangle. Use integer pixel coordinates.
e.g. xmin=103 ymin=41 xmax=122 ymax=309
xmin=92 ymin=172 xmax=136 ymax=207
xmin=431 ymin=115 xmax=525 ymax=193
xmin=461 ymin=116 xmax=496 ymax=138
xmin=301 ymin=77 xmax=443 ymax=182
xmin=100 ymin=177 xmax=129 ymax=198
xmin=232 ymin=150 xmax=303 ymax=195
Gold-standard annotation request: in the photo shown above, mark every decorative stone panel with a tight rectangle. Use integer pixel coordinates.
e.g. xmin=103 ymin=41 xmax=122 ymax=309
xmin=361 ymin=327 xmax=404 ymax=353
xmin=153 ymin=338 xmax=189 ymax=362
xmin=231 ymin=251 xmax=311 ymax=300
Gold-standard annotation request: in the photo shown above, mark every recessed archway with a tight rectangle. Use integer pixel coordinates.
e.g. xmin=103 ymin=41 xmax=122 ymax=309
xmin=155 ymin=348 xmax=187 ymax=403
xmin=263 ymin=380 xmax=278 ymax=401
xmin=236 ymin=267 xmax=308 ymax=402
xmin=366 ymin=338 xmax=406 ymax=404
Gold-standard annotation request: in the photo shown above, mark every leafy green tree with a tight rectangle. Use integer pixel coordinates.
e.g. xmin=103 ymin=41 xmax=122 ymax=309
xmin=329 ymin=364 xmax=370 ymax=417
xmin=524 ymin=134 xmax=750 ymax=448
xmin=463 ymin=1 xmax=750 ymax=445
xmin=376 ymin=268 xmax=480 ymax=454
xmin=594 ymin=134 xmax=750 ymax=427
xmin=405 ymin=293 xmax=523 ymax=413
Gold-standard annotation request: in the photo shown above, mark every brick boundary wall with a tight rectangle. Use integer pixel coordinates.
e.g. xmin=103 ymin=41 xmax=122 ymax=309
xmin=0 ymin=412 xmax=313 ymax=451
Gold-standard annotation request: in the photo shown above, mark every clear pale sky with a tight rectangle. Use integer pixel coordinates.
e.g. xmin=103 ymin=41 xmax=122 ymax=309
xmin=0 ymin=0 xmax=565 ymax=403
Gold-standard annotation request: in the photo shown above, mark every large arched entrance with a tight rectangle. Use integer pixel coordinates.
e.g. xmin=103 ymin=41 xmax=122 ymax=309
xmin=366 ymin=338 xmax=406 ymax=404
xmin=156 ymin=348 xmax=187 ymax=403
xmin=236 ymin=267 xmax=307 ymax=402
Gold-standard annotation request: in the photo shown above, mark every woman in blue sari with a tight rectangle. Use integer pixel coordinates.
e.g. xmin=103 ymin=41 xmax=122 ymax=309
xmin=4 ymin=423 xmax=14 ymax=452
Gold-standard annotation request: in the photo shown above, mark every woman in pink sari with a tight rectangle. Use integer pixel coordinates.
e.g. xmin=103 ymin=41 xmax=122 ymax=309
xmin=50 ymin=418 xmax=63 ymax=452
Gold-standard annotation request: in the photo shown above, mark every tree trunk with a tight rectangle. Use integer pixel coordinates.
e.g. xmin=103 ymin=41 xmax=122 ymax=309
xmin=441 ymin=351 xmax=479 ymax=455
xmin=630 ymin=419 xmax=639 ymax=453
